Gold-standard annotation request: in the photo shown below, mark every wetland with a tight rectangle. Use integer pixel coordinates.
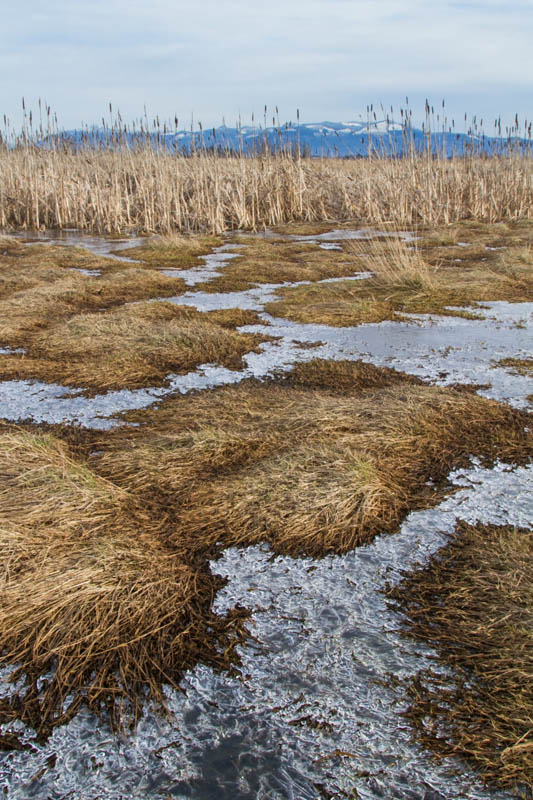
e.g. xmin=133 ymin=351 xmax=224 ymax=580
xmin=0 ymin=220 xmax=531 ymax=799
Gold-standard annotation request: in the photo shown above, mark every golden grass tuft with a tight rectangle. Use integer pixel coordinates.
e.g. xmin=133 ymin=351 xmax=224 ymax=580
xmin=0 ymin=428 xmax=246 ymax=739
xmin=387 ymin=521 xmax=533 ymax=795
xmin=347 ymin=235 xmax=435 ymax=291
xmin=0 ymin=301 xmax=268 ymax=391
xmin=92 ymin=361 xmax=532 ymax=557
xmin=123 ymin=232 xmax=223 ymax=268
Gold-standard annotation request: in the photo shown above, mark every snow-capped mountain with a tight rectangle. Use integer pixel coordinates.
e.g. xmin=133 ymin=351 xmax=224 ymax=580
xmin=60 ymin=120 xmax=530 ymax=157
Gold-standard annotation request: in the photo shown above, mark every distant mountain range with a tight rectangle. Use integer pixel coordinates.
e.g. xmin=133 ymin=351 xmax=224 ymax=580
xmin=60 ymin=120 xmax=531 ymax=157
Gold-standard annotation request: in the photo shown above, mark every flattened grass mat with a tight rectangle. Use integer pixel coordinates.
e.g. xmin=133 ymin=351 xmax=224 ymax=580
xmin=0 ymin=360 xmax=531 ymax=743
xmin=388 ymin=521 xmax=533 ymax=796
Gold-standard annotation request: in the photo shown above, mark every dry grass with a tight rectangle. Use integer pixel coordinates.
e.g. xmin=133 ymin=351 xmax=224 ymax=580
xmin=1 ymin=360 xmax=530 ymax=740
xmin=193 ymin=237 xmax=359 ymax=292
xmin=0 ymin=147 xmax=531 ymax=235
xmin=347 ymin=236 xmax=435 ymax=291
xmin=0 ymin=240 xmax=133 ymax=300
xmin=0 ymin=427 xmax=246 ymax=739
xmin=123 ymin=232 xmax=223 ymax=268
xmin=387 ymin=521 xmax=533 ymax=796
xmin=89 ymin=360 xmax=532 ymax=557
xmin=0 ymin=239 xmax=266 ymax=390
xmin=496 ymin=357 xmax=533 ymax=376
xmin=0 ymin=301 xmax=267 ymax=391
xmin=0 ymin=245 xmax=186 ymax=347
xmin=266 ymin=222 xmax=533 ymax=325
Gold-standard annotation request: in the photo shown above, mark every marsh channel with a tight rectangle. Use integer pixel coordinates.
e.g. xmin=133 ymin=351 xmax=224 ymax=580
xmin=0 ymin=227 xmax=531 ymax=800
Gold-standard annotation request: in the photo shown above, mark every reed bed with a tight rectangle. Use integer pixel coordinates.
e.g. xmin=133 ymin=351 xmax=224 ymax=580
xmin=0 ymin=145 xmax=531 ymax=234
xmin=388 ymin=521 xmax=533 ymax=795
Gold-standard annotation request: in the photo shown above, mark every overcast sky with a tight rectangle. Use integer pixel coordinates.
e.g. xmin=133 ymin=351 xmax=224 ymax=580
xmin=2 ymin=0 xmax=532 ymax=132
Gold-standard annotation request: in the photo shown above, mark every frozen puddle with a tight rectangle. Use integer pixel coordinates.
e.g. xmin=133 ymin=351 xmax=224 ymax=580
xmin=0 ymin=300 xmax=531 ymax=428
xmin=70 ymin=267 xmax=102 ymax=276
xmin=244 ymin=227 xmax=417 ymax=245
xmin=291 ymin=228 xmax=416 ymax=243
xmin=242 ymin=301 xmax=533 ymax=409
xmin=1 ymin=462 xmax=530 ymax=800
xmin=161 ymin=244 xmax=244 ymax=285
xmin=12 ymin=230 xmax=144 ymax=262
xmin=166 ymin=273 xmax=374 ymax=311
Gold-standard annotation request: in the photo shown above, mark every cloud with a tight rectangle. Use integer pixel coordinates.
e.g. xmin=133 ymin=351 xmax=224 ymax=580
xmin=2 ymin=0 xmax=532 ymax=129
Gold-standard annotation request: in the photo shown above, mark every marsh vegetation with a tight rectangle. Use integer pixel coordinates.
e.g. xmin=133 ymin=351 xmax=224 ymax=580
xmin=0 ymin=142 xmax=531 ymax=234
xmin=389 ymin=521 xmax=533 ymax=792
xmin=0 ymin=135 xmax=531 ymax=797
xmin=265 ymin=220 xmax=533 ymax=324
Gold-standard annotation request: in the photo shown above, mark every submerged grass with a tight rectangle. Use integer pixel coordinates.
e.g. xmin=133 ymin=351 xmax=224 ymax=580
xmin=496 ymin=357 xmax=533 ymax=376
xmin=0 ymin=427 xmax=246 ymax=740
xmin=387 ymin=521 xmax=533 ymax=796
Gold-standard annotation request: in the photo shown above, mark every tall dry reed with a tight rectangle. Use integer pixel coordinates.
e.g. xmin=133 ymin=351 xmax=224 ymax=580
xmin=0 ymin=145 xmax=531 ymax=234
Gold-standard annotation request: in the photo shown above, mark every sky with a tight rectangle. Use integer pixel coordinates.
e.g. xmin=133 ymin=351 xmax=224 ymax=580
xmin=2 ymin=0 xmax=532 ymax=133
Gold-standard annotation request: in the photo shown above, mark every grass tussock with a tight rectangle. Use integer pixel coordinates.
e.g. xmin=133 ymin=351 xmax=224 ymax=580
xmin=266 ymin=222 xmax=533 ymax=325
xmin=0 ymin=428 xmax=246 ymax=739
xmin=1 ymin=149 xmax=531 ymax=235
xmin=387 ymin=521 xmax=533 ymax=795
xmin=1 ymin=361 xmax=530 ymax=739
xmin=194 ymin=237 xmax=358 ymax=292
xmin=347 ymin=236 xmax=435 ymax=291
xmin=0 ymin=301 xmax=267 ymax=391
xmin=0 ymin=241 xmax=134 ymax=300
xmin=91 ymin=360 xmax=532 ymax=557
xmin=0 ymin=258 xmax=185 ymax=347
xmin=123 ymin=232 xmax=223 ymax=267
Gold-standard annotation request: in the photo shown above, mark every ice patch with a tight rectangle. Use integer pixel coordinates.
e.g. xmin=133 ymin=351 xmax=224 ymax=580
xmin=1 ymin=463 xmax=529 ymax=799
xmin=161 ymin=244 xmax=243 ymax=285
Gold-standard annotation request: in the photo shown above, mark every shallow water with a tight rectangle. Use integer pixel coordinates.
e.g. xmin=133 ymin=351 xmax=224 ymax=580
xmin=0 ymin=230 xmax=531 ymax=799
xmin=0 ymin=300 xmax=530 ymax=428
xmin=12 ymin=229 xmax=144 ymax=262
